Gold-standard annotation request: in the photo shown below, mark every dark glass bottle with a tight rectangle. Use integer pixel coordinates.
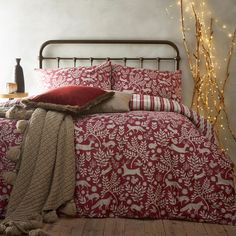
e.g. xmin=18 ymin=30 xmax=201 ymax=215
xmin=15 ymin=58 xmax=25 ymax=93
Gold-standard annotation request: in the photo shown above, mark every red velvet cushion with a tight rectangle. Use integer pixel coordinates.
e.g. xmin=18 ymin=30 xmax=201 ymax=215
xmin=22 ymin=86 xmax=114 ymax=114
xmin=32 ymin=86 xmax=107 ymax=105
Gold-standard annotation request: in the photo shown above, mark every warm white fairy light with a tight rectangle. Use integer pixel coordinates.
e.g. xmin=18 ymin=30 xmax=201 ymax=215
xmin=185 ymin=6 xmax=190 ymax=12
xmin=168 ymin=0 xmax=236 ymax=154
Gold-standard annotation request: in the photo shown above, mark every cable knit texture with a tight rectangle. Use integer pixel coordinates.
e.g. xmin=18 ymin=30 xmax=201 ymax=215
xmin=1 ymin=107 xmax=76 ymax=235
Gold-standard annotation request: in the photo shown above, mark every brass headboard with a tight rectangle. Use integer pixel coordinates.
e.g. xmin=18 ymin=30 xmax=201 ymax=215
xmin=39 ymin=39 xmax=180 ymax=70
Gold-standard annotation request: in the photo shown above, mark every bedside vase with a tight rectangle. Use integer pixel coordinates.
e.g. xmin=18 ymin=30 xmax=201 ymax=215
xmin=14 ymin=58 xmax=25 ymax=93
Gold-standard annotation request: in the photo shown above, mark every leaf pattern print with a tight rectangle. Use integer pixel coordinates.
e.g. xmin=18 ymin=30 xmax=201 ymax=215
xmin=1 ymin=97 xmax=236 ymax=224
xmin=36 ymin=61 xmax=112 ymax=90
xmin=111 ymin=64 xmax=182 ymax=102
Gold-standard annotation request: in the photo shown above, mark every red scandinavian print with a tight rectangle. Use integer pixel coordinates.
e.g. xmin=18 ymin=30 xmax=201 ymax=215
xmin=35 ymin=61 xmax=112 ymax=90
xmin=111 ymin=64 xmax=182 ymax=102
xmin=0 ymin=98 xmax=236 ymax=224
xmin=0 ymin=119 xmax=23 ymax=218
xmin=73 ymin=111 xmax=236 ymax=224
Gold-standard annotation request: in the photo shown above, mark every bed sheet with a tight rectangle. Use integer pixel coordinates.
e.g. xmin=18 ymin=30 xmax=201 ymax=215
xmin=0 ymin=109 xmax=236 ymax=224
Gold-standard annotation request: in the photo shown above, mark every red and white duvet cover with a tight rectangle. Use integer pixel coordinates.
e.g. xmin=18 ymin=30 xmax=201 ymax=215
xmin=0 ymin=95 xmax=236 ymax=224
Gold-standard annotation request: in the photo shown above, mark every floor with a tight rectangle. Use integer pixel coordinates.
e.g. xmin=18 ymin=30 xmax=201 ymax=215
xmin=43 ymin=217 xmax=236 ymax=236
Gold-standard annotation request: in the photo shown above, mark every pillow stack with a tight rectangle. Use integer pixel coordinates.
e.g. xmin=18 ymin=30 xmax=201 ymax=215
xmin=29 ymin=61 xmax=182 ymax=115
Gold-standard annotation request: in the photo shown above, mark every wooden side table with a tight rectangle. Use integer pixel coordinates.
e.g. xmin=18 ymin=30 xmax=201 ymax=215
xmin=0 ymin=92 xmax=28 ymax=100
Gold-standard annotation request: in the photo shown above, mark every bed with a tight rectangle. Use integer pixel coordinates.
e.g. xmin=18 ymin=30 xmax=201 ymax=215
xmin=0 ymin=39 xmax=236 ymax=230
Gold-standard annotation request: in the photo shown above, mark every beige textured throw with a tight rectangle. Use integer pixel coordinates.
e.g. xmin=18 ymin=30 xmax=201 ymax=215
xmin=1 ymin=108 xmax=76 ymax=235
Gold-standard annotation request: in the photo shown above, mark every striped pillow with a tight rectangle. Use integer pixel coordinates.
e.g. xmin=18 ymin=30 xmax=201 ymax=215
xmin=129 ymin=94 xmax=215 ymax=143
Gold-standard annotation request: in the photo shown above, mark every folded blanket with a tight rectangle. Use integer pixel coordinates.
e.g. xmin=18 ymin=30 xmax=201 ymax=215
xmin=0 ymin=107 xmax=76 ymax=235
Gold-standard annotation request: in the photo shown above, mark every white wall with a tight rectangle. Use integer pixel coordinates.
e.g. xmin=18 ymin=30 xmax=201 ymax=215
xmin=0 ymin=0 xmax=235 ymax=162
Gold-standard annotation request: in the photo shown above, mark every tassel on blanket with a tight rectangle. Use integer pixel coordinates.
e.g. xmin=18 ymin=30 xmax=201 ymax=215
xmin=5 ymin=224 xmax=22 ymax=236
xmin=29 ymin=229 xmax=50 ymax=236
xmin=0 ymin=214 xmax=45 ymax=235
xmin=16 ymin=120 xmax=29 ymax=133
xmin=3 ymin=110 xmax=29 ymax=186
xmin=2 ymin=171 xmax=17 ymax=185
xmin=0 ymin=107 xmax=8 ymax=118
xmin=0 ymin=224 xmax=6 ymax=234
xmin=1 ymin=220 xmax=25 ymax=236
xmin=0 ymin=211 xmax=51 ymax=236
xmin=43 ymin=210 xmax=58 ymax=223
xmin=6 ymin=146 xmax=21 ymax=162
xmin=59 ymin=200 xmax=77 ymax=216
xmin=5 ymin=105 xmax=33 ymax=120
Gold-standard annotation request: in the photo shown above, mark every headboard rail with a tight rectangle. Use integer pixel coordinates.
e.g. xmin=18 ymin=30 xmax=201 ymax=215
xmin=39 ymin=39 xmax=181 ymax=70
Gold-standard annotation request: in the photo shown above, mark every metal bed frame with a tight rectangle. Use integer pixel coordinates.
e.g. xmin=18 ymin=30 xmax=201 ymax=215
xmin=39 ymin=39 xmax=180 ymax=70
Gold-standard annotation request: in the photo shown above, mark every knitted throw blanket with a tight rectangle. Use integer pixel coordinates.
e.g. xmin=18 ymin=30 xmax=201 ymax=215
xmin=1 ymin=108 xmax=76 ymax=235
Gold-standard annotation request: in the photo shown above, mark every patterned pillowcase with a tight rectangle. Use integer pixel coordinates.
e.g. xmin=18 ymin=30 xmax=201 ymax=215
xmin=111 ymin=64 xmax=182 ymax=102
xmin=35 ymin=61 xmax=112 ymax=90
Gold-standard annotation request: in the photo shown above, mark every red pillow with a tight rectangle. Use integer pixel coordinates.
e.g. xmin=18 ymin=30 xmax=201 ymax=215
xmin=35 ymin=61 xmax=112 ymax=91
xmin=22 ymin=86 xmax=114 ymax=114
xmin=111 ymin=64 xmax=182 ymax=102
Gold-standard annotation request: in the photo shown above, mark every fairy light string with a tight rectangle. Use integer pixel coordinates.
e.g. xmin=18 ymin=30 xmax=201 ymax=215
xmin=176 ymin=0 xmax=236 ymax=153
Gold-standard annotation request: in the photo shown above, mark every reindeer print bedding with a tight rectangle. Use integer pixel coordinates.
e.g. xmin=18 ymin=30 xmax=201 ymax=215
xmin=0 ymin=97 xmax=236 ymax=225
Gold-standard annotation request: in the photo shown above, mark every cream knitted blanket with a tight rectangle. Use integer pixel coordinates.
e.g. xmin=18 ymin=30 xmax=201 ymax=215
xmin=0 ymin=108 xmax=76 ymax=235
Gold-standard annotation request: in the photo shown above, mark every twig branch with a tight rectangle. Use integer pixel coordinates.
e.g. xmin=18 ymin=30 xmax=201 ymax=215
xmin=177 ymin=0 xmax=236 ymax=155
